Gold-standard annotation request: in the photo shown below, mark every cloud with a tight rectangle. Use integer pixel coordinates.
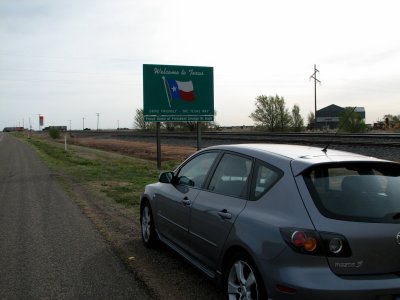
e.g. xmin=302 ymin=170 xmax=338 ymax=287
xmin=1 ymin=0 xmax=400 ymax=129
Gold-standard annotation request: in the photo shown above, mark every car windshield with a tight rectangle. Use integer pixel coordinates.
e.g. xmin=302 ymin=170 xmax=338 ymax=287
xmin=303 ymin=162 xmax=400 ymax=223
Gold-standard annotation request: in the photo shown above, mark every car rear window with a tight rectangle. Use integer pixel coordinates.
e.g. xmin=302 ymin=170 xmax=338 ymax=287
xmin=303 ymin=162 xmax=400 ymax=223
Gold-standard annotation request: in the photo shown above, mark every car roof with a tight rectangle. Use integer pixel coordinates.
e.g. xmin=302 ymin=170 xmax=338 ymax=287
xmin=205 ymin=144 xmax=391 ymax=175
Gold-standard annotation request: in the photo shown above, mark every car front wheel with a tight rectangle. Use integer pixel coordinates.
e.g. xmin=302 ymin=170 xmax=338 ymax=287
xmin=140 ymin=200 xmax=158 ymax=248
xmin=224 ymin=252 xmax=266 ymax=300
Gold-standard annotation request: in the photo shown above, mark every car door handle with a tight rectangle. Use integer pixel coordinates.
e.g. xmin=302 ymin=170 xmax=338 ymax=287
xmin=182 ymin=197 xmax=191 ymax=206
xmin=217 ymin=209 xmax=232 ymax=220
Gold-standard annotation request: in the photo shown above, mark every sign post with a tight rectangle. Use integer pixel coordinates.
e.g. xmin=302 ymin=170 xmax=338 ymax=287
xmin=143 ymin=64 xmax=214 ymax=169
xmin=156 ymin=122 xmax=161 ymax=170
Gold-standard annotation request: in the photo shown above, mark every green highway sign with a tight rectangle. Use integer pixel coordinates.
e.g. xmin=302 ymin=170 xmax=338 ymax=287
xmin=143 ymin=64 xmax=214 ymax=122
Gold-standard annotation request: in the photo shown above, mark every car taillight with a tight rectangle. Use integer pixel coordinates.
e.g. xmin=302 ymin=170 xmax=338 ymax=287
xmin=291 ymin=231 xmax=318 ymax=252
xmin=280 ymin=228 xmax=351 ymax=257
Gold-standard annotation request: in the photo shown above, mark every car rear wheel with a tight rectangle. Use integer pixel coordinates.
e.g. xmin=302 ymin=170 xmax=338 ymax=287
xmin=224 ymin=252 xmax=266 ymax=300
xmin=140 ymin=201 xmax=158 ymax=248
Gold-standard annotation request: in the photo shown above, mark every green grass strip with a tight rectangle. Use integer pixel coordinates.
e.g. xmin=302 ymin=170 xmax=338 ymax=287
xmin=16 ymin=133 xmax=178 ymax=214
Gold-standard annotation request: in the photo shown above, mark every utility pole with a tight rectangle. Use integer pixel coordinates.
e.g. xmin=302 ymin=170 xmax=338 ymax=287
xmin=310 ymin=64 xmax=321 ymax=130
xmin=96 ymin=113 xmax=100 ymax=131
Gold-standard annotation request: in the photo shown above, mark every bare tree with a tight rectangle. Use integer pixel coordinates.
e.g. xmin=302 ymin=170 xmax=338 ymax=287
xmin=383 ymin=114 xmax=400 ymax=128
xmin=134 ymin=108 xmax=148 ymax=130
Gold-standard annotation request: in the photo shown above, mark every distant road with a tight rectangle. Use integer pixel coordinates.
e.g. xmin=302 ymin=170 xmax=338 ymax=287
xmin=0 ymin=133 xmax=151 ymax=299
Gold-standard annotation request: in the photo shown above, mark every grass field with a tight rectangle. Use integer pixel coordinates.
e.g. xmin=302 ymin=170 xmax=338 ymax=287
xmin=18 ymin=133 xmax=178 ymax=214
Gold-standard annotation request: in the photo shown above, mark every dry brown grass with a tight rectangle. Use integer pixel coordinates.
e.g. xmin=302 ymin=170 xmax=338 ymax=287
xmin=69 ymin=137 xmax=196 ymax=162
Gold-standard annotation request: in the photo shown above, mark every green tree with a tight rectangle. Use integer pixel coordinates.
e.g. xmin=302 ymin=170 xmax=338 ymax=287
xmin=339 ymin=107 xmax=367 ymax=133
xmin=250 ymin=95 xmax=291 ymax=132
xmin=306 ymin=111 xmax=315 ymax=130
xmin=48 ymin=127 xmax=60 ymax=139
xmin=291 ymin=104 xmax=304 ymax=132
xmin=277 ymin=99 xmax=291 ymax=131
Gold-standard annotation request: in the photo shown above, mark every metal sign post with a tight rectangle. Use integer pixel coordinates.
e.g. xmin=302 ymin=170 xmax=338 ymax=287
xmin=197 ymin=122 xmax=201 ymax=150
xmin=156 ymin=122 xmax=161 ymax=170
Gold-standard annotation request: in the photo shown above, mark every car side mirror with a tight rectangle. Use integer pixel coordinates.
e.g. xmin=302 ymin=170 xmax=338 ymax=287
xmin=159 ymin=172 xmax=174 ymax=184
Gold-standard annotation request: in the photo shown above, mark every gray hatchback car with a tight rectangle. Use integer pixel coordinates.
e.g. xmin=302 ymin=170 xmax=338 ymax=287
xmin=140 ymin=144 xmax=400 ymax=300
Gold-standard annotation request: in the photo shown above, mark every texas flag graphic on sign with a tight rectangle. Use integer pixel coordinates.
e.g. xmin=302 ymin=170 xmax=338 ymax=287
xmin=167 ymin=79 xmax=195 ymax=102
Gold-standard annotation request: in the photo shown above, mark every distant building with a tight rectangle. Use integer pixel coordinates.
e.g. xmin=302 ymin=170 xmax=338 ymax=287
xmin=316 ymin=104 xmax=365 ymax=130
xmin=3 ymin=127 xmax=24 ymax=132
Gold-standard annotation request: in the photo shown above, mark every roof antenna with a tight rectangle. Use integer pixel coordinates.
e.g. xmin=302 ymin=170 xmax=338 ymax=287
xmin=322 ymin=106 xmax=357 ymax=153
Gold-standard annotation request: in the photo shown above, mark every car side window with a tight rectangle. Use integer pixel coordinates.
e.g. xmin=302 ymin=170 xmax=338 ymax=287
xmin=177 ymin=152 xmax=219 ymax=188
xmin=208 ymin=153 xmax=252 ymax=198
xmin=252 ymin=162 xmax=282 ymax=200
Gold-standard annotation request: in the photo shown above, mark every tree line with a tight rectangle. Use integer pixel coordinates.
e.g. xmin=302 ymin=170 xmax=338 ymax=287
xmin=134 ymin=94 xmax=371 ymax=133
xmin=249 ymin=95 xmax=304 ymax=132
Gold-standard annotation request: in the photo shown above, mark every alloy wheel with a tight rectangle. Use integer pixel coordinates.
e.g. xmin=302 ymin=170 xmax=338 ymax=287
xmin=227 ymin=259 xmax=259 ymax=300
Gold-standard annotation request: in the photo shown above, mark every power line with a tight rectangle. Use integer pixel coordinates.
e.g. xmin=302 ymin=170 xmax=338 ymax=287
xmin=0 ymin=52 xmax=144 ymax=63
xmin=0 ymin=68 xmax=137 ymax=76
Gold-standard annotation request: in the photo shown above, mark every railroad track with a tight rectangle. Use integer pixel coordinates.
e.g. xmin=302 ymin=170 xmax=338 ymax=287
xmin=69 ymin=130 xmax=400 ymax=147
xmin=44 ymin=129 xmax=398 ymax=162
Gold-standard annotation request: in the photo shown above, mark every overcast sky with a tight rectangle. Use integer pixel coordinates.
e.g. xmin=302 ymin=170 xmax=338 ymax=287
xmin=1 ymin=0 xmax=399 ymax=130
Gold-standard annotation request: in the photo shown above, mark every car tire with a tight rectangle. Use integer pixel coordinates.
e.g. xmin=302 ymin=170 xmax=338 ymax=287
xmin=224 ymin=251 xmax=266 ymax=300
xmin=140 ymin=200 xmax=158 ymax=248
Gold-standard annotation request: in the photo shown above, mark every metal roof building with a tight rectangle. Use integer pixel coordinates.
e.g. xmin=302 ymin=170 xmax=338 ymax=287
xmin=316 ymin=105 xmax=365 ymax=130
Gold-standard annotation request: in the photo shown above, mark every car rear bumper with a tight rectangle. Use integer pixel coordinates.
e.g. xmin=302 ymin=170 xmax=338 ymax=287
xmin=260 ymin=250 xmax=400 ymax=300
